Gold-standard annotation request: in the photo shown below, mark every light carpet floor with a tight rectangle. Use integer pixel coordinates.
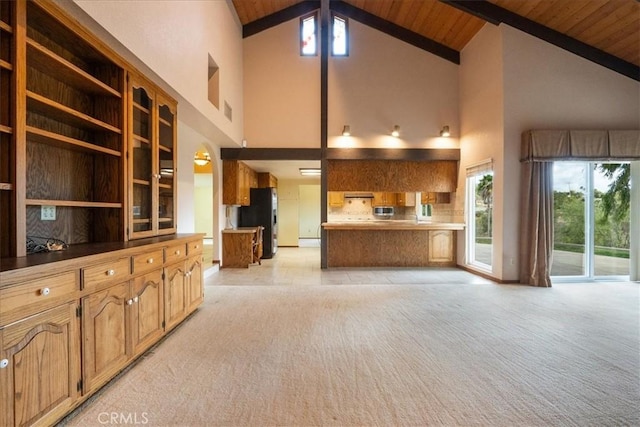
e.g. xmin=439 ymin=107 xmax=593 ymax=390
xmin=61 ymin=262 xmax=639 ymax=426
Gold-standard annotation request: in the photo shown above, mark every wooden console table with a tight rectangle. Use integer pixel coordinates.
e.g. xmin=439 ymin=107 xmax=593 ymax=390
xmin=221 ymin=227 xmax=263 ymax=268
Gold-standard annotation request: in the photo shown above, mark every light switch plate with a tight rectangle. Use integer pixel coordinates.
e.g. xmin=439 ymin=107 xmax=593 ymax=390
xmin=41 ymin=205 xmax=56 ymax=221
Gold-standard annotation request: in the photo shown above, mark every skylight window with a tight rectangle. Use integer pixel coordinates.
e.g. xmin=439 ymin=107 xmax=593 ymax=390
xmin=332 ymin=14 xmax=348 ymax=56
xmin=300 ymin=13 xmax=317 ymax=56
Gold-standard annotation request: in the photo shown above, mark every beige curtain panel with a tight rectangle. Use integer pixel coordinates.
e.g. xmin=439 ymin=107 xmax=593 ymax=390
xmin=521 ymin=130 xmax=640 ymax=161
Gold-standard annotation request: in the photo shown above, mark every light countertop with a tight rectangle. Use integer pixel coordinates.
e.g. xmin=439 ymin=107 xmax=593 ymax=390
xmin=322 ymin=221 xmax=465 ymax=230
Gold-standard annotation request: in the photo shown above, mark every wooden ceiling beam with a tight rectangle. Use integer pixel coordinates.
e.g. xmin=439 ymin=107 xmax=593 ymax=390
xmin=442 ymin=0 xmax=639 ymax=81
xmin=330 ymin=1 xmax=460 ymax=64
xmin=243 ymin=1 xmax=321 ymax=38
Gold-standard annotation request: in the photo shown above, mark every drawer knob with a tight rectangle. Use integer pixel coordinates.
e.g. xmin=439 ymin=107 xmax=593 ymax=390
xmin=127 ymin=299 xmax=133 ymax=305
xmin=0 ymin=359 xmax=8 ymax=369
xmin=147 ymin=258 xmax=154 ymax=264
xmin=175 ymin=250 xmax=180 ymax=255
xmin=107 ymin=269 xmax=115 ymax=276
xmin=40 ymin=287 xmax=50 ymax=296
xmin=133 ymin=296 xmax=139 ymax=303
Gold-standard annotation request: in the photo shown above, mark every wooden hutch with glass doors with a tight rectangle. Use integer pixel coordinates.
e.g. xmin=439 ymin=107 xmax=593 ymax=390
xmin=0 ymin=2 xmax=202 ymax=426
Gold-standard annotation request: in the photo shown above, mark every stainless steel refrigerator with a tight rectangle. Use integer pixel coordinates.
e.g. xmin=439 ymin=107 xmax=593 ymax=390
xmin=238 ymin=187 xmax=277 ymax=258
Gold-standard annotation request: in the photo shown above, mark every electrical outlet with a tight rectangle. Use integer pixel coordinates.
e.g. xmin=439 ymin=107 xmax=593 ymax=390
xmin=41 ymin=205 xmax=56 ymax=221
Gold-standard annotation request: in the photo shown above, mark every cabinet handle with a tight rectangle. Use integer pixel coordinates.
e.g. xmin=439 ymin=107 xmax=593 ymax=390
xmin=175 ymin=250 xmax=180 ymax=255
xmin=0 ymin=359 xmax=8 ymax=369
xmin=147 ymin=258 xmax=154 ymax=264
xmin=40 ymin=287 xmax=50 ymax=296
xmin=133 ymin=296 xmax=139 ymax=303
xmin=127 ymin=299 xmax=133 ymax=305
xmin=106 ymin=269 xmax=115 ymax=276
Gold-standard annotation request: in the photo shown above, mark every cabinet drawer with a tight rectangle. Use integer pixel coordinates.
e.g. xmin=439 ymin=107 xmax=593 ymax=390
xmin=82 ymin=257 xmax=131 ymax=290
xmin=0 ymin=271 xmax=78 ymax=325
xmin=132 ymin=249 xmax=164 ymax=274
xmin=165 ymin=243 xmax=187 ymax=264
xmin=187 ymin=240 xmax=203 ymax=255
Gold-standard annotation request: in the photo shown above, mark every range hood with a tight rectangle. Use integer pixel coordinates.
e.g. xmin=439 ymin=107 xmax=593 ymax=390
xmin=344 ymin=192 xmax=374 ymax=199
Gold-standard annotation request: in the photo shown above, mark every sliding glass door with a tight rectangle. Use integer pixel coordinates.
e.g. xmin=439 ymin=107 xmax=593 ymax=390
xmin=466 ymin=163 xmax=493 ymax=271
xmin=552 ymin=162 xmax=630 ymax=280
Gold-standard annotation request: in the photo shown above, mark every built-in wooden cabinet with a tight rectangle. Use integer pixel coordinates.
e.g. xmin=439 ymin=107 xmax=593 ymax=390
xmin=128 ymin=75 xmax=177 ymax=240
xmin=428 ymin=230 xmax=455 ymax=263
xmin=372 ymin=192 xmax=396 ymax=206
xmin=328 ymin=191 xmax=345 ymax=207
xmin=421 ymin=192 xmax=451 ymax=205
xmin=258 ymin=172 xmax=278 ymax=188
xmin=81 ymin=281 xmax=129 ymax=394
xmin=223 ymin=160 xmax=253 ymax=206
xmin=0 ymin=302 xmax=81 ymax=427
xmin=395 ymin=192 xmax=416 ymax=206
xmin=0 ymin=235 xmax=204 ymax=427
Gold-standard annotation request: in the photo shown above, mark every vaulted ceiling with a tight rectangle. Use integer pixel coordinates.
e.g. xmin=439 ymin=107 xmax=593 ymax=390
xmin=232 ymin=0 xmax=639 ymax=80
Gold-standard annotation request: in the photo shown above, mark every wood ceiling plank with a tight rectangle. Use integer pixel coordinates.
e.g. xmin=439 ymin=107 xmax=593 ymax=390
xmin=551 ymin=0 xmax=609 ymax=33
xmin=564 ymin=1 xmax=623 ymax=38
xmin=446 ymin=13 xmax=485 ymax=51
xmin=395 ymin=0 xmax=425 ymax=28
xmin=407 ymin=0 xmax=437 ymax=35
xmin=433 ymin=5 xmax=465 ymax=44
xmin=577 ymin=2 xmax=638 ymax=46
xmin=608 ymin=36 xmax=640 ymax=66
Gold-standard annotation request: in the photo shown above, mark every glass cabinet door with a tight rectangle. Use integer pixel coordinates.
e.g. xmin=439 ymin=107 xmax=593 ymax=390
xmin=157 ymin=99 xmax=176 ymax=232
xmin=131 ymin=84 xmax=154 ymax=236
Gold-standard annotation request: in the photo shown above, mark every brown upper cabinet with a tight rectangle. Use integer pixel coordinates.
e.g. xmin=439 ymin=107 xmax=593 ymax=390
xmin=395 ymin=192 xmax=416 ymax=207
xmin=257 ymin=172 xmax=278 ymax=189
xmin=372 ymin=192 xmax=396 ymax=207
xmin=328 ymin=191 xmax=345 ymax=207
xmin=128 ymin=74 xmax=177 ymax=240
xmin=223 ymin=160 xmax=253 ymax=206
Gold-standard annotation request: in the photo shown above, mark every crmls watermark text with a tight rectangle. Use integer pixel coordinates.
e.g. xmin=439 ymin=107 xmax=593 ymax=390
xmin=98 ymin=412 xmax=149 ymax=425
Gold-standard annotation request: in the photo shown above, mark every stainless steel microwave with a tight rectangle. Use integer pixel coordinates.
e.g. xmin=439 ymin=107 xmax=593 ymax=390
xmin=373 ymin=206 xmax=394 ymax=217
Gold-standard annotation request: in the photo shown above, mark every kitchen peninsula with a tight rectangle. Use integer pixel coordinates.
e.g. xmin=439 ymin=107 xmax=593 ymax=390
xmin=323 ymin=220 xmax=464 ymax=267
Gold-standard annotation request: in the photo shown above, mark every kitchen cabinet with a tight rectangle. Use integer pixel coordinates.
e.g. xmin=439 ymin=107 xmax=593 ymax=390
xmin=373 ymin=192 xmax=396 ymax=207
xmin=0 ymin=302 xmax=81 ymax=427
xmin=128 ymin=75 xmax=177 ymax=239
xmin=258 ymin=172 xmax=278 ymax=189
xmin=186 ymin=254 xmax=204 ymax=313
xmin=164 ymin=261 xmax=188 ymax=331
xmin=328 ymin=191 xmax=345 ymax=207
xmin=421 ymin=192 xmax=451 ymax=205
xmin=428 ymin=230 xmax=455 ymax=263
xmin=130 ymin=269 xmax=164 ymax=356
xmin=395 ymin=192 xmax=416 ymax=207
xmin=223 ymin=160 xmax=255 ymax=206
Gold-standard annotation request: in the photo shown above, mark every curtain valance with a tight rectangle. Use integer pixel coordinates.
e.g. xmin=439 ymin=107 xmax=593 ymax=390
xmin=521 ymin=130 xmax=640 ymax=162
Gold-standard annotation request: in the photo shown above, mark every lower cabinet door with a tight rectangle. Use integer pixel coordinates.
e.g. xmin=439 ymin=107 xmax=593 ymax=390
xmin=164 ymin=262 xmax=187 ymax=330
xmin=131 ymin=269 xmax=164 ymax=356
xmin=0 ymin=303 xmax=80 ymax=427
xmin=428 ymin=230 xmax=455 ymax=264
xmin=82 ymin=282 xmax=129 ymax=394
xmin=186 ymin=256 xmax=203 ymax=313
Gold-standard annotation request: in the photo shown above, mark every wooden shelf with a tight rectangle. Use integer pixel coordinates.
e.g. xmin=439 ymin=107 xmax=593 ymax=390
xmin=0 ymin=20 xmax=11 ymax=33
xmin=27 ymin=91 xmax=122 ymax=134
xmin=133 ymin=102 xmax=150 ymax=114
xmin=0 ymin=183 xmax=13 ymax=191
xmin=158 ymin=183 xmax=172 ymax=190
xmin=133 ymin=218 xmax=151 ymax=224
xmin=159 ymin=117 xmax=172 ymax=127
xmin=0 ymin=124 xmax=12 ymax=134
xmin=133 ymin=135 xmax=150 ymax=145
xmin=26 ymin=199 xmax=122 ymax=208
xmin=0 ymin=59 xmax=12 ymax=71
xmin=133 ymin=179 xmax=150 ymax=186
xmin=27 ymin=38 xmax=121 ymax=98
xmin=159 ymin=145 xmax=172 ymax=153
xmin=27 ymin=126 xmax=121 ymax=157
xmin=159 ymin=217 xmax=173 ymax=223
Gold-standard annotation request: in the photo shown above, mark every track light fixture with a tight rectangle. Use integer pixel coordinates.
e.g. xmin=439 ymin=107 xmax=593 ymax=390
xmin=440 ymin=126 xmax=451 ymax=137
xmin=391 ymin=125 xmax=400 ymax=137
xmin=342 ymin=125 xmax=351 ymax=136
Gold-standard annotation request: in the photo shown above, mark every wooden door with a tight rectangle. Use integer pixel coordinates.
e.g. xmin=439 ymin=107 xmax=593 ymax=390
xmin=0 ymin=303 xmax=80 ymax=427
xmin=82 ymin=282 xmax=129 ymax=393
xmin=130 ymin=269 xmax=164 ymax=356
xmin=186 ymin=256 xmax=203 ymax=313
xmin=164 ymin=262 xmax=187 ymax=330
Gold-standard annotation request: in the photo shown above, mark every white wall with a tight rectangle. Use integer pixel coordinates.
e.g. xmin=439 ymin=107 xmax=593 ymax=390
xmin=194 ymin=174 xmax=213 ymax=238
xmin=243 ymin=19 xmax=320 ymax=148
xmin=460 ymin=22 xmax=640 ymax=282
xmin=458 ymin=23 xmax=505 ymax=277
xmin=71 ymin=0 xmax=244 ymax=146
xmin=276 ymin=179 xmax=321 ymax=245
xmin=298 ymin=185 xmax=321 ymax=238
xmin=328 ymin=20 xmax=460 ymax=149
